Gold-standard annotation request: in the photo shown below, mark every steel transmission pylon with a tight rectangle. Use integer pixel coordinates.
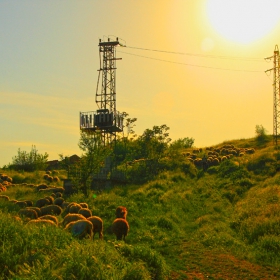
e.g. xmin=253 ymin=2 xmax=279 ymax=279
xmin=265 ymin=45 xmax=280 ymax=146
xmin=80 ymin=36 xmax=125 ymax=146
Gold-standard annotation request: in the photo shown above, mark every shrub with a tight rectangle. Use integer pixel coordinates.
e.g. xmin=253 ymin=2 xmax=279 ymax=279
xmin=207 ymin=166 xmax=219 ymax=174
xmin=247 ymin=153 xmax=276 ymax=176
xmin=8 ymin=145 xmax=48 ymax=172
xmin=218 ymin=160 xmax=240 ymax=178
xmin=117 ymin=244 xmax=170 ymax=280
xmin=255 ymin=125 xmax=269 ymax=145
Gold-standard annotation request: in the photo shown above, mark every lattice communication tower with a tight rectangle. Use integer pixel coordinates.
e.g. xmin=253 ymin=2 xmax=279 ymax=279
xmin=80 ymin=36 xmax=124 ymax=145
xmin=265 ymin=45 xmax=280 ymax=146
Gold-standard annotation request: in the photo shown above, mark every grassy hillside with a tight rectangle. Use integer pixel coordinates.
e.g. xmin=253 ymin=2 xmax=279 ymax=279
xmin=1 ymin=137 xmax=280 ymax=279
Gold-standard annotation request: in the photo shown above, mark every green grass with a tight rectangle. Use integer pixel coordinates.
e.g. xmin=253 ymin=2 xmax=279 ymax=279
xmin=1 ymin=137 xmax=280 ymax=279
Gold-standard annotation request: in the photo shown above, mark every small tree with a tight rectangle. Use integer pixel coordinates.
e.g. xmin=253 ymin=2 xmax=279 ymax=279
xmin=128 ymin=124 xmax=171 ymax=181
xmin=255 ymin=125 xmax=268 ymax=144
xmin=71 ymin=130 xmax=111 ymax=196
xmin=114 ymin=112 xmax=138 ymax=164
xmin=9 ymin=145 xmax=48 ymax=171
xmin=169 ymin=137 xmax=195 ymax=149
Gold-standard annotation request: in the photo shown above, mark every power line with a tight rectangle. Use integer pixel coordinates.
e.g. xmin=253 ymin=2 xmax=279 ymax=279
xmin=118 ymin=50 xmax=263 ymax=73
xmin=123 ymin=45 xmax=264 ymax=62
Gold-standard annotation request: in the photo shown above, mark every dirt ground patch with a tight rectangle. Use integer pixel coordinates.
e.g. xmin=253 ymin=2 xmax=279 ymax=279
xmin=170 ymin=242 xmax=280 ymax=280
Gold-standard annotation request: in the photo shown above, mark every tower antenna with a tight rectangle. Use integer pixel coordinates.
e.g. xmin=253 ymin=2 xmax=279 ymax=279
xmin=80 ymin=36 xmax=124 ymax=145
xmin=265 ymin=45 xmax=280 ymax=146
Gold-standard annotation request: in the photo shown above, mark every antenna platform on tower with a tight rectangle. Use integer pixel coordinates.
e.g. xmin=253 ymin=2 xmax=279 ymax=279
xmin=80 ymin=36 xmax=125 ymax=145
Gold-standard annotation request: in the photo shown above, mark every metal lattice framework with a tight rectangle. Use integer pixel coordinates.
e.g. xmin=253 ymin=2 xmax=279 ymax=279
xmin=273 ymin=45 xmax=280 ymax=146
xmin=80 ymin=37 xmax=124 ymax=145
xmin=96 ymin=39 xmax=119 ymax=113
xmin=265 ymin=45 xmax=280 ymax=146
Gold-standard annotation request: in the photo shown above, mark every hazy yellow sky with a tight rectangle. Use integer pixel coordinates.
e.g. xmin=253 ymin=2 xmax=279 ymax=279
xmin=1 ymin=0 xmax=280 ymax=166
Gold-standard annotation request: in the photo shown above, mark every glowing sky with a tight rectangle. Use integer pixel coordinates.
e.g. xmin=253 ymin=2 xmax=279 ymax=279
xmin=1 ymin=0 xmax=280 ymax=167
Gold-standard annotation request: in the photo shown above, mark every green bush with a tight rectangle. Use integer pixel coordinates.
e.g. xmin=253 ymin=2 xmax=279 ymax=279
xmin=247 ymin=153 xmax=276 ymax=176
xmin=8 ymin=145 xmax=48 ymax=172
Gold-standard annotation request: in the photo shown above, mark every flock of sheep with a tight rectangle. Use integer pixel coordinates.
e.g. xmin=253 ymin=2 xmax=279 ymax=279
xmin=184 ymin=144 xmax=255 ymax=168
xmin=0 ymin=174 xmax=129 ymax=241
xmin=0 ymin=174 xmax=12 ymax=192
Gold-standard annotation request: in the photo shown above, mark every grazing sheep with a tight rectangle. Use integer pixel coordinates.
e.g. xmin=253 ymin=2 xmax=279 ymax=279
xmin=112 ymin=218 xmax=129 ymax=241
xmin=53 ymin=176 xmax=60 ymax=182
xmin=65 ymin=220 xmax=93 ymax=239
xmin=61 ymin=202 xmax=77 ymax=217
xmin=0 ymin=195 xmax=9 ymax=201
xmin=78 ymin=208 xmax=92 ymax=218
xmin=26 ymin=219 xmax=57 ymax=227
xmin=40 ymin=205 xmax=62 ymax=216
xmin=194 ymin=158 xmax=203 ymax=168
xmin=0 ymin=175 xmax=12 ymax=183
xmin=50 ymin=187 xmax=65 ymax=193
xmin=54 ymin=197 xmax=64 ymax=207
xmin=65 ymin=202 xmax=76 ymax=210
xmin=62 ymin=213 xmax=87 ymax=228
xmin=38 ymin=215 xmax=58 ymax=225
xmin=55 ymin=192 xmax=63 ymax=198
xmin=79 ymin=202 xmax=88 ymax=209
xmin=116 ymin=206 xmax=128 ymax=219
xmin=189 ymin=154 xmax=197 ymax=160
xmin=2 ymin=181 xmax=12 ymax=187
xmin=36 ymin=184 xmax=48 ymax=191
xmin=15 ymin=201 xmax=27 ymax=209
xmin=18 ymin=208 xmax=38 ymax=220
xmin=43 ymin=173 xmax=53 ymax=182
xmin=87 ymin=216 xmax=103 ymax=239
xmin=245 ymin=148 xmax=255 ymax=154
xmin=212 ymin=158 xmax=220 ymax=166
xmin=221 ymin=156 xmax=228 ymax=162
xmin=187 ymin=157 xmax=194 ymax=163
xmin=61 ymin=201 xmax=71 ymax=209
xmin=26 ymin=207 xmax=42 ymax=217
xmin=24 ymin=200 xmax=33 ymax=207
xmin=35 ymin=198 xmax=50 ymax=208
xmin=44 ymin=195 xmax=54 ymax=204
xmin=69 ymin=203 xmax=82 ymax=214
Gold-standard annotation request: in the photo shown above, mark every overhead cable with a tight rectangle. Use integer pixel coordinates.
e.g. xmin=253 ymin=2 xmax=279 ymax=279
xmin=123 ymin=45 xmax=263 ymax=61
xmin=118 ymin=50 xmax=263 ymax=73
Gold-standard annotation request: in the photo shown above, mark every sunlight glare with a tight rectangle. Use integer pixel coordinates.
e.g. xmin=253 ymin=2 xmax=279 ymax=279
xmin=206 ymin=0 xmax=280 ymax=44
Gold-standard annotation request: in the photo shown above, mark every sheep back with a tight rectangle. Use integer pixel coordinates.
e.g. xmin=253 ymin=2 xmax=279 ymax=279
xmin=65 ymin=220 xmax=93 ymax=239
xmin=40 ymin=205 xmax=62 ymax=216
xmin=112 ymin=218 xmax=129 ymax=241
xmin=24 ymin=200 xmax=33 ymax=207
xmin=44 ymin=196 xmax=54 ymax=204
xmin=62 ymin=213 xmax=87 ymax=228
xmin=26 ymin=207 xmax=42 ymax=217
xmin=38 ymin=215 xmax=58 ymax=225
xmin=54 ymin=197 xmax=64 ymax=207
xmin=78 ymin=208 xmax=92 ymax=218
xmin=26 ymin=219 xmax=57 ymax=227
xmin=69 ymin=203 xmax=82 ymax=214
xmin=0 ymin=195 xmax=9 ymax=201
xmin=87 ymin=216 xmax=103 ymax=239
xmin=15 ymin=201 xmax=27 ymax=209
xmin=79 ymin=202 xmax=88 ymax=208
xmin=18 ymin=208 xmax=38 ymax=220
xmin=35 ymin=198 xmax=50 ymax=208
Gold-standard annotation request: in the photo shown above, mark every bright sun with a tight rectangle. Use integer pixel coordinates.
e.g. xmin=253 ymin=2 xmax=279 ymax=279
xmin=206 ymin=0 xmax=280 ymax=44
